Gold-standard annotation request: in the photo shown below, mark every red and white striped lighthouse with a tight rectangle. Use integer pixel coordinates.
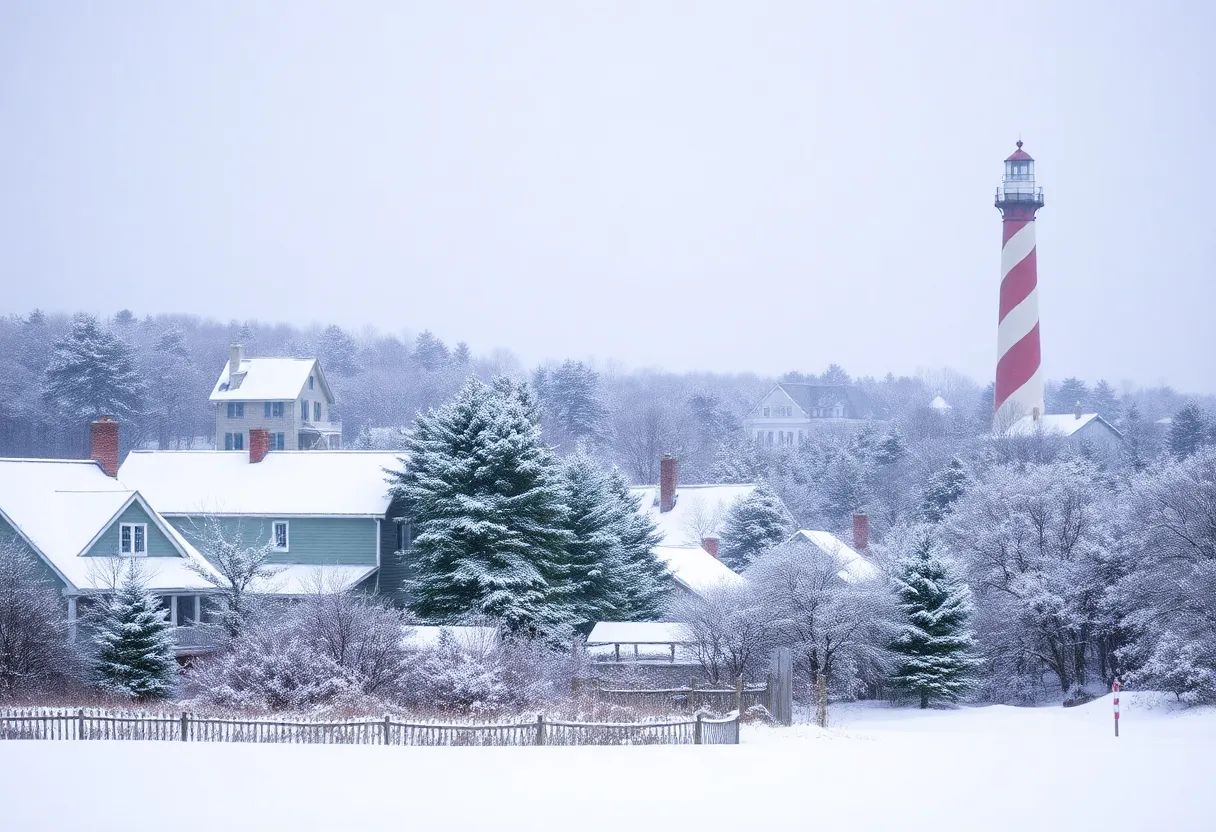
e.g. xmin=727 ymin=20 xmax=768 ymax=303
xmin=994 ymin=141 xmax=1046 ymax=425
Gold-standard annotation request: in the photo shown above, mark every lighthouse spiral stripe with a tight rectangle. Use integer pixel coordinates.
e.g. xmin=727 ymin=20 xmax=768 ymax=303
xmin=995 ymin=219 xmax=1044 ymax=418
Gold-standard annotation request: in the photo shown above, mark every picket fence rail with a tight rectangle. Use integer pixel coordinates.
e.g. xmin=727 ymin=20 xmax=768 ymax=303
xmin=0 ymin=708 xmax=739 ymax=747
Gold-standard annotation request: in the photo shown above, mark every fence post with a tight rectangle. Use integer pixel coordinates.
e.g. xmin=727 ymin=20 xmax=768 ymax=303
xmin=180 ymin=712 xmax=188 ymax=741
xmin=535 ymin=713 xmax=546 ymax=746
xmin=77 ymin=709 xmax=85 ymax=741
xmin=689 ymin=679 xmax=698 ymax=712
xmin=734 ymin=673 xmax=744 ymax=714
xmin=694 ymin=714 xmax=703 ymax=745
xmin=383 ymin=715 xmax=391 ymax=745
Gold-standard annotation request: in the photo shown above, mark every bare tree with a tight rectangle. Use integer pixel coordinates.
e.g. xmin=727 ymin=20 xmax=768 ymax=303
xmin=679 ymin=494 xmax=727 ymax=547
xmin=669 ymin=583 xmax=771 ymax=685
xmin=185 ymin=517 xmax=282 ymax=640
xmin=0 ymin=538 xmax=84 ymax=699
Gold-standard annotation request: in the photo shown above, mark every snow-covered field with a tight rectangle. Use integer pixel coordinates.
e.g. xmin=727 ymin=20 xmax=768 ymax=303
xmin=0 ymin=692 xmax=1211 ymax=831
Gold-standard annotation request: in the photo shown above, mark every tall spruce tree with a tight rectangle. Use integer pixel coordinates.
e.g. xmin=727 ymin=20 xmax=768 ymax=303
xmin=603 ymin=466 xmax=670 ymax=620
xmin=890 ymin=530 xmax=978 ymax=708
xmin=93 ymin=563 xmax=178 ymax=700
xmin=391 ymin=377 xmax=575 ymax=636
xmin=718 ymin=483 xmax=794 ymax=571
xmin=1168 ymin=403 xmax=1211 ymax=460
xmin=42 ymin=314 xmax=146 ymax=425
xmin=920 ymin=457 xmax=969 ymax=523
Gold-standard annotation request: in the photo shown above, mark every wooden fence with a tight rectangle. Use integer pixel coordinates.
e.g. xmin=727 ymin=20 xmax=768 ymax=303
xmin=597 ymin=683 xmax=768 ymax=714
xmin=0 ymin=708 xmax=739 ymax=747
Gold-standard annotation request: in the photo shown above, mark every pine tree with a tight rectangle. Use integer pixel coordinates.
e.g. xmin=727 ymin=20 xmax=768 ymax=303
xmin=1091 ymin=379 xmax=1121 ymax=421
xmin=533 ymin=360 xmax=609 ymax=447
xmin=391 ymin=377 xmax=575 ymax=636
xmin=42 ymin=314 xmax=146 ymax=426
xmin=603 ymin=465 xmax=670 ymax=620
xmin=1052 ymin=377 xmax=1090 ymax=414
xmin=920 ymin=457 xmax=969 ymax=523
xmin=718 ymin=483 xmax=794 ymax=571
xmin=92 ymin=563 xmax=178 ymax=700
xmin=890 ymin=531 xmax=978 ymax=708
xmin=1120 ymin=403 xmax=1159 ymax=472
xmin=413 ymin=330 xmax=451 ymax=372
xmin=1168 ymin=403 xmax=1211 ymax=460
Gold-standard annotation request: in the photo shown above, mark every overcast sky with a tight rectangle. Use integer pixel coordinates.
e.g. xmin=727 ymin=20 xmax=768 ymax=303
xmin=1 ymin=2 xmax=1212 ymax=392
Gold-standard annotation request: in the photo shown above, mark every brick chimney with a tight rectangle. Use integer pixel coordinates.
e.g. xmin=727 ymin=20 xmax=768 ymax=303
xmin=229 ymin=344 xmax=243 ymax=378
xmin=852 ymin=512 xmax=869 ymax=552
xmin=1074 ymin=400 xmax=1083 ymax=420
xmin=701 ymin=537 xmax=720 ymax=558
xmin=90 ymin=416 xmax=119 ymax=477
xmin=249 ymin=428 xmax=270 ymax=464
xmin=659 ymin=454 xmax=678 ymax=513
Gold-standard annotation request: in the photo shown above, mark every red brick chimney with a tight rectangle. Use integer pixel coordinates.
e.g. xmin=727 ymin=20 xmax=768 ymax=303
xmin=90 ymin=416 xmax=119 ymax=477
xmin=701 ymin=537 xmax=720 ymax=558
xmin=249 ymin=428 xmax=270 ymax=464
xmin=659 ymin=454 xmax=678 ymax=513
xmin=852 ymin=512 xmax=869 ymax=552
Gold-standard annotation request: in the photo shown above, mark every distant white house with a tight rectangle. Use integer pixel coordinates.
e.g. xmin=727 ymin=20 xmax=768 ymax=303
xmin=1003 ymin=411 xmax=1123 ymax=455
xmin=210 ymin=345 xmax=341 ymax=452
xmin=744 ymin=383 xmax=887 ymax=446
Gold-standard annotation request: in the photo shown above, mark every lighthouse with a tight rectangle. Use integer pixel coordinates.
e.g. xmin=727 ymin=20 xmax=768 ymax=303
xmin=994 ymin=140 xmax=1045 ymax=425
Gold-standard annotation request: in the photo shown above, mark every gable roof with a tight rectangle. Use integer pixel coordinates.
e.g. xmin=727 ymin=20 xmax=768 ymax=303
xmin=768 ymin=383 xmax=886 ymax=420
xmin=0 ymin=458 xmax=217 ymax=592
xmin=587 ymin=621 xmax=690 ymax=646
xmin=210 ymin=358 xmax=333 ymax=403
xmin=1004 ymin=413 xmax=1123 ymax=440
xmin=629 ymin=483 xmax=756 ymax=547
xmin=788 ymin=529 xmax=877 ymax=582
xmin=118 ymin=450 xmax=406 ymax=517
xmin=654 ymin=545 xmax=744 ymax=595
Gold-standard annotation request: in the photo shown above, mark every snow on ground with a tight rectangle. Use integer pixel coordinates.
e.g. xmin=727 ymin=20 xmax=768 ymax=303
xmin=1 ymin=693 xmax=1212 ymax=831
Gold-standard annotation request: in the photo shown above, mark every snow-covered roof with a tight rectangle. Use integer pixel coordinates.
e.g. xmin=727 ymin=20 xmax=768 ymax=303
xmin=788 ymin=530 xmax=877 ymax=582
xmin=253 ymin=564 xmax=378 ymax=596
xmin=118 ymin=451 xmax=406 ymax=517
xmin=929 ymin=395 xmax=952 ymax=411
xmin=655 ymin=545 xmax=744 ymax=595
xmin=210 ymin=358 xmax=331 ymax=403
xmin=0 ymin=458 xmax=218 ymax=592
xmin=1004 ymin=413 xmax=1122 ymax=440
xmin=629 ymin=484 xmax=756 ymax=547
xmin=587 ymin=621 xmax=690 ymax=645
xmin=402 ymin=625 xmax=500 ymax=652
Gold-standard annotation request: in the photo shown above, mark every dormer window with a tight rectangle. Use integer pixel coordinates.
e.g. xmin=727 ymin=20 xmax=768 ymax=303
xmin=120 ymin=523 xmax=147 ymax=556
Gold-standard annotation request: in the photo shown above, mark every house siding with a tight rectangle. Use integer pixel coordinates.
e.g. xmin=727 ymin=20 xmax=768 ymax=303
xmin=214 ymin=400 xmax=302 ymax=452
xmin=84 ymin=502 xmax=180 ymax=558
xmin=377 ymin=507 xmax=411 ymax=607
xmin=169 ymin=516 xmax=378 ymax=566
xmin=0 ymin=515 xmax=69 ymax=590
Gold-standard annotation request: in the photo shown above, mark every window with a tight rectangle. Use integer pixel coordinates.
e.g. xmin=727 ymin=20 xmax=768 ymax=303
xmin=272 ymin=521 xmax=289 ymax=552
xmin=177 ymin=595 xmax=197 ymax=627
xmin=264 ymin=401 xmax=285 ymax=418
xmin=762 ymin=407 xmax=770 ymax=417
xmin=270 ymin=432 xmax=286 ymax=451
xmin=314 ymin=401 xmax=322 ymax=422
xmin=309 ymin=375 xmax=315 ymax=391
xmin=226 ymin=402 xmax=244 ymax=419
xmin=301 ymin=400 xmax=309 ymax=421
xmin=395 ymin=519 xmax=413 ymax=552
xmin=120 ymin=523 xmax=147 ymax=556
xmin=767 ymin=431 xmax=774 ymax=445
xmin=224 ymin=432 xmax=244 ymax=451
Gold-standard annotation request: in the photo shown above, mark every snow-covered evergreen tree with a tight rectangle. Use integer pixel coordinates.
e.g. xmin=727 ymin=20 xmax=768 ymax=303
xmin=1119 ymin=403 xmax=1160 ymax=472
xmin=413 ymin=330 xmax=451 ymax=372
xmin=391 ymin=377 xmax=575 ymax=637
xmin=559 ymin=451 xmax=632 ymax=626
xmin=42 ymin=314 xmax=145 ymax=435
xmin=602 ymin=465 xmax=670 ymax=620
xmin=920 ymin=457 xmax=968 ymax=523
xmin=890 ymin=530 xmax=978 ymax=708
xmin=1168 ymin=403 xmax=1211 ymax=460
xmin=92 ymin=563 xmax=178 ymax=700
xmin=718 ymin=483 xmax=793 ymax=571
xmin=533 ymin=360 xmax=609 ymax=448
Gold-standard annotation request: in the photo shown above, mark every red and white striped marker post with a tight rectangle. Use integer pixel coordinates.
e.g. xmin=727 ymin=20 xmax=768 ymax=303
xmin=1113 ymin=678 xmax=1120 ymax=737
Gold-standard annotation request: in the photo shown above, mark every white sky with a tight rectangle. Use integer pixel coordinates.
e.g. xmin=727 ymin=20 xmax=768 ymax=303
xmin=1 ymin=1 xmax=1213 ymax=391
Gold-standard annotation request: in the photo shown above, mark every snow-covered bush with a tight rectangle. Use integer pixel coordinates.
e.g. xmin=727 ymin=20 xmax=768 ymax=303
xmin=1126 ymin=631 xmax=1216 ymax=704
xmin=0 ymin=539 xmax=85 ymax=699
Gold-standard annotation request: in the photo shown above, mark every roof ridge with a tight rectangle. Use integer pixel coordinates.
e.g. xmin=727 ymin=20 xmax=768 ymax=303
xmin=0 ymin=458 xmax=102 ymax=465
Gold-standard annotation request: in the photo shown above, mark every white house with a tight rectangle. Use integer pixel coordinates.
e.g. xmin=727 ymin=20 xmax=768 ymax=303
xmin=1003 ymin=411 xmax=1123 ymax=456
xmin=744 ymin=383 xmax=886 ymax=446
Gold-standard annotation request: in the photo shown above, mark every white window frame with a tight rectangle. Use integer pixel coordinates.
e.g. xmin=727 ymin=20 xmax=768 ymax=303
xmin=271 ymin=521 xmax=290 ymax=552
xmin=120 ymin=523 xmax=148 ymax=556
